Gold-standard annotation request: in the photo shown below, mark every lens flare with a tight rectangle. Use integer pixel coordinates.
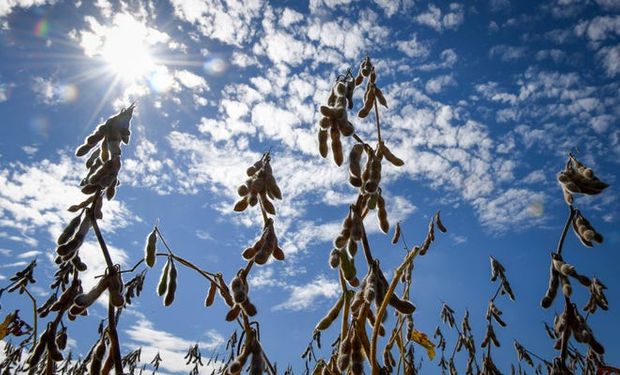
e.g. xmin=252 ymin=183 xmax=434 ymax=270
xmin=34 ymin=19 xmax=49 ymax=37
xmin=57 ymin=84 xmax=79 ymax=102
xmin=203 ymin=57 xmax=227 ymax=75
xmin=528 ymin=201 xmax=544 ymax=217
xmin=30 ymin=116 xmax=50 ymax=138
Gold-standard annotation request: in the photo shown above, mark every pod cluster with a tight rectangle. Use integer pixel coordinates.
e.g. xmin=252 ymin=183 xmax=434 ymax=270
xmin=354 ymin=56 xmax=388 ymax=118
xmin=234 ymin=153 xmax=282 ymax=215
xmin=540 ymin=253 xmax=608 ymax=315
xmin=557 ymin=154 xmax=608 ymax=205
xmin=55 ymin=212 xmax=90 ymax=272
xmin=318 ymin=78 xmax=356 ymax=166
xmin=226 ymin=270 xmax=257 ymax=320
xmin=242 ymin=219 xmax=284 ymax=265
xmin=227 ymin=334 xmax=263 ymax=375
xmin=489 ymin=256 xmax=515 ymax=301
xmin=336 ymin=326 xmax=363 ymax=375
xmin=571 ymin=210 xmax=603 ymax=247
xmin=25 ymin=322 xmax=66 ymax=370
xmin=73 ymin=268 xmax=125 ymax=311
xmin=553 ymin=303 xmax=604 ymax=355
xmin=76 ymin=105 xmax=134 ymax=205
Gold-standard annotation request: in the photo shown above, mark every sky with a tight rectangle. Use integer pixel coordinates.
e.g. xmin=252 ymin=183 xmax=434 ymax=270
xmin=0 ymin=0 xmax=619 ymax=373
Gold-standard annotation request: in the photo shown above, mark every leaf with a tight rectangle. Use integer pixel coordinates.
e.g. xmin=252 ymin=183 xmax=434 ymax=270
xmin=409 ymin=329 xmax=436 ymax=360
xmin=0 ymin=312 xmax=16 ymax=340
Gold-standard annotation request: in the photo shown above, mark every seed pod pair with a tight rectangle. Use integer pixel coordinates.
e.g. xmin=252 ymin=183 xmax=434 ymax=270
xmin=73 ymin=274 xmax=110 ymax=309
xmin=144 ymin=227 xmax=157 ymax=267
xmin=57 ymin=214 xmax=83 ymax=246
xmin=337 ymin=329 xmax=353 ymax=372
xmin=481 ymin=323 xmax=500 ymax=348
xmin=361 ymin=147 xmax=381 ymax=194
xmin=572 ymin=211 xmax=603 ymax=247
xmin=440 ymin=303 xmax=455 ymax=328
xmin=243 ymin=219 xmax=284 ymax=264
xmin=557 ymin=155 xmax=609 ymax=204
xmin=235 ymin=154 xmax=282 ymax=214
xmin=157 ymin=259 xmax=177 ymax=306
xmin=227 ymin=336 xmax=255 ymax=375
xmin=231 ymin=272 xmax=248 ymax=304
xmin=571 ymin=305 xmax=604 ymax=354
xmin=249 ymin=339 xmax=264 ymax=375
xmin=90 ymin=335 xmax=108 ymax=375
xmin=584 ymin=278 xmax=608 ymax=313
xmin=377 ymin=141 xmax=403 ymax=167
xmin=51 ymin=280 xmax=82 ymax=312
xmin=486 ymin=302 xmax=506 ymax=327
xmin=56 ymin=215 xmax=91 ymax=263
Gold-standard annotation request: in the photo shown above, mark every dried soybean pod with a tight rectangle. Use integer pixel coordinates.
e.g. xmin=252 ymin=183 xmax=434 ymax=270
xmin=144 ymin=227 xmax=157 ymax=267
xmin=57 ymin=215 xmax=82 ymax=245
xmin=391 ymin=222 xmax=401 ymax=244
xmin=233 ymin=197 xmax=249 ymax=212
xmin=226 ymin=305 xmax=241 ymax=321
xmin=259 ymin=192 xmax=276 ymax=215
xmin=377 ymin=194 xmax=389 ymax=233
xmin=164 ymin=261 xmax=177 ymax=306
xmin=90 ymin=336 xmax=106 ymax=375
xmin=315 ymin=294 xmax=345 ymax=331
xmin=272 ymin=246 xmax=285 ymax=261
xmin=375 ymin=87 xmax=388 ymax=108
xmin=330 ymin=126 xmax=343 ymax=166
xmin=216 ymin=274 xmax=235 ymax=306
xmin=339 ymin=250 xmax=357 ymax=283
xmin=318 ymin=130 xmax=329 ymax=158
xmin=26 ymin=330 xmax=48 ymax=368
xmin=56 ymin=327 xmax=67 ymax=350
xmin=389 ymin=294 xmax=416 ymax=314
xmin=379 ymin=142 xmax=404 ymax=167
xmin=74 ymin=276 xmax=110 ymax=308
xmin=435 ymin=211 xmax=447 ymax=232
xmin=157 ymin=259 xmax=170 ymax=297
xmin=205 ymin=281 xmax=217 ymax=307
xmin=349 ymin=144 xmax=363 ymax=180
xmin=108 ymin=271 xmax=125 ymax=307
xmin=47 ymin=326 xmax=64 ymax=361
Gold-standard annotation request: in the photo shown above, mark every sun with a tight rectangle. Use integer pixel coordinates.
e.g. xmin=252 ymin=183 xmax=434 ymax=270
xmin=100 ymin=15 xmax=155 ymax=82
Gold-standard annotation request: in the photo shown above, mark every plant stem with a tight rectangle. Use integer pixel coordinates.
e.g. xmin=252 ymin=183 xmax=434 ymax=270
xmin=89 ymin=197 xmax=122 ymax=375
xmin=370 ymin=245 xmax=422 ymax=375
xmin=23 ymin=288 xmax=37 ymax=347
xmin=338 ymin=269 xmax=350 ymax=339
xmin=556 ymin=206 xmax=576 ymax=256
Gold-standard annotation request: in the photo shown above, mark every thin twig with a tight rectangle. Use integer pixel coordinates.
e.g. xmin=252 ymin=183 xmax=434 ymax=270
xmin=22 ymin=288 xmax=38 ymax=347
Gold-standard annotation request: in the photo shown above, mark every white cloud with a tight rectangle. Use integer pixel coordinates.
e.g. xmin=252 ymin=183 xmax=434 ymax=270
xmin=32 ymin=77 xmax=78 ymax=105
xmin=597 ymin=44 xmax=620 ymax=77
xmin=0 ymin=0 xmax=52 ymax=18
xmin=415 ymin=3 xmax=464 ymax=32
xmin=125 ymin=318 xmax=225 ymax=374
xmin=473 ymin=189 xmax=546 ymax=232
xmin=396 ymin=34 xmax=430 ymax=59
xmin=174 ymin=70 xmax=209 ymax=92
xmin=425 ymin=74 xmax=457 ymax=94
xmin=273 ymin=275 xmax=340 ymax=311
xmin=575 ymin=15 xmax=620 ymax=43
xmin=169 ymin=0 xmax=263 ymax=46
xmin=0 ymin=154 xmax=136 ymax=246
xmin=489 ymin=44 xmax=527 ymax=61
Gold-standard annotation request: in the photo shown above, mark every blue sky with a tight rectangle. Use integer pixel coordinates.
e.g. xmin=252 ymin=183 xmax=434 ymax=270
xmin=0 ymin=0 xmax=619 ymax=373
